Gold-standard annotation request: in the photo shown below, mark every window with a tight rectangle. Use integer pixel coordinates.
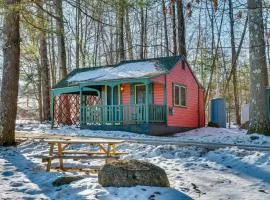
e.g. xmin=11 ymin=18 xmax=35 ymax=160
xmin=173 ymin=84 xmax=187 ymax=107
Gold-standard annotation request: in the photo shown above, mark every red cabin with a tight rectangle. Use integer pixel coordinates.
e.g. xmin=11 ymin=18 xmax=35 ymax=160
xmin=52 ymin=56 xmax=205 ymax=135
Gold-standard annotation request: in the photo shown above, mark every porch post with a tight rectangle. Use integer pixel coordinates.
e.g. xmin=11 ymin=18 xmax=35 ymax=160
xmin=51 ymin=91 xmax=55 ymax=129
xmin=145 ymin=83 xmax=149 ymax=123
xmin=79 ymin=87 xmax=83 ymax=127
xmin=110 ymin=85 xmax=114 ymax=105
xmin=110 ymin=85 xmax=114 ymax=123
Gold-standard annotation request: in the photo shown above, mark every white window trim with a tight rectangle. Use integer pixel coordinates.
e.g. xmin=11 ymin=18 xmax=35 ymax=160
xmin=173 ymin=83 xmax=187 ymax=107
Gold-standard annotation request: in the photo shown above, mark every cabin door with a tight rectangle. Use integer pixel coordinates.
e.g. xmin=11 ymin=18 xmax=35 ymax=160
xmin=106 ymin=85 xmax=121 ymax=123
xmin=135 ymin=85 xmax=146 ymax=104
xmin=134 ymin=84 xmax=146 ymax=122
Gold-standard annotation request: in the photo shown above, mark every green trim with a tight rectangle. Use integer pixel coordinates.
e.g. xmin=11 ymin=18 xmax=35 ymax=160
xmin=80 ymin=104 xmax=166 ymax=125
xmin=79 ymin=88 xmax=83 ymax=125
xmin=79 ymin=78 xmax=150 ymax=88
xmin=130 ymin=84 xmax=135 ymax=105
xmin=111 ymin=85 xmax=114 ymax=105
xmin=52 ymin=86 xmax=100 ymax=97
xmin=149 ymin=83 xmax=153 ymax=104
xmin=145 ymin=84 xmax=149 ymax=123
xmin=51 ymin=93 xmax=55 ymax=129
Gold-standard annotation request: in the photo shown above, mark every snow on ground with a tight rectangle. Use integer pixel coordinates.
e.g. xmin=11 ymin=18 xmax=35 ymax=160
xmin=16 ymin=120 xmax=270 ymax=146
xmin=8 ymin=120 xmax=270 ymax=199
xmin=0 ymin=139 xmax=270 ymax=199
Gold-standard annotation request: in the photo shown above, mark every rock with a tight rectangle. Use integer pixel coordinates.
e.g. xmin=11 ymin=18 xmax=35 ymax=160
xmin=98 ymin=159 xmax=170 ymax=187
xmin=52 ymin=176 xmax=84 ymax=187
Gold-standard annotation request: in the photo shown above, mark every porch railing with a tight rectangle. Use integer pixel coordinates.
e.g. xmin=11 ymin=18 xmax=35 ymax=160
xmin=81 ymin=104 xmax=166 ymax=125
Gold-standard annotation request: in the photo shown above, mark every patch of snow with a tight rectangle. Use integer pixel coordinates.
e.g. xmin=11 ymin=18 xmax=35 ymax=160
xmin=67 ymin=61 xmax=166 ymax=82
xmin=16 ymin=121 xmax=270 ymax=147
xmin=1 ymin=138 xmax=270 ymax=199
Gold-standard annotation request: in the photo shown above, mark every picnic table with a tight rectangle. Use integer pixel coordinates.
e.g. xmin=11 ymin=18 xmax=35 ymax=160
xmin=40 ymin=138 xmax=128 ymax=171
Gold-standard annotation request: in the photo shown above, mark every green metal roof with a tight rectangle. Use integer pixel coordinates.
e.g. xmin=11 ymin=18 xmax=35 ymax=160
xmin=53 ymin=55 xmax=183 ymax=89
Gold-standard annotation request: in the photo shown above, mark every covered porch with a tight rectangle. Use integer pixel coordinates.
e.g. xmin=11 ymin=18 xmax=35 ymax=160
xmin=51 ymin=78 xmax=167 ymax=128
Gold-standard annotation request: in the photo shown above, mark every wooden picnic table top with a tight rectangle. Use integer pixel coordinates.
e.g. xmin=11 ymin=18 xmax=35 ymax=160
xmin=41 ymin=138 xmax=125 ymax=144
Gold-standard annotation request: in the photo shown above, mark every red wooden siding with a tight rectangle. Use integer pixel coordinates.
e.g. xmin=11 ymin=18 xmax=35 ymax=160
xmin=151 ymin=75 xmax=165 ymax=84
xmin=166 ymin=60 xmax=204 ymax=128
xmin=153 ymin=83 xmax=164 ymax=105
xmin=121 ymin=83 xmax=130 ymax=105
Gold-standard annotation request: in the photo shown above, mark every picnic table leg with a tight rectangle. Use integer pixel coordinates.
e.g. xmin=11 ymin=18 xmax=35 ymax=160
xmin=57 ymin=143 xmax=64 ymax=170
xmin=112 ymin=144 xmax=116 ymax=155
xmin=98 ymin=144 xmax=108 ymax=155
xmin=107 ymin=144 xmax=111 ymax=156
xmin=47 ymin=143 xmax=55 ymax=171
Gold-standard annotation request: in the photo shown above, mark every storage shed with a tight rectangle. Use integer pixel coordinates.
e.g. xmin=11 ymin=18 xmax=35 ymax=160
xmin=51 ymin=56 xmax=205 ymax=135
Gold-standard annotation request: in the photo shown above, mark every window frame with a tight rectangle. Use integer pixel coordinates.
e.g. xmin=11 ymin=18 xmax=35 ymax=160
xmin=173 ymin=83 xmax=187 ymax=107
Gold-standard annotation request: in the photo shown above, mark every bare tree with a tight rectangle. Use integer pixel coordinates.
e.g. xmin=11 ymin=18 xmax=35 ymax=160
xmin=228 ymin=0 xmax=240 ymax=125
xmin=38 ymin=0 xmax=50 ymax=121
xmin=75 ymin=0 xmax=81 ymax=68
xmin=55 ymin=0 xmax=67 ymax=79
xmin=125 ymin=7 xmax=134 ymax=60
xmin=0 ymin=0 xmax=21 ymax=145
xmin=247 ymin=0 xmax=270 ymax=134
xmin=140 ymin=7 xmax=145 ymax=59
xmin=177 ymin=0 xmax=186 ymax=56
xmin=162 ymin=0 xmax=169 ymax=56
xmin=118 ymin=0 xmax=125 ymax=61
xmin=171 ymin=1 xmax=177 ymax=55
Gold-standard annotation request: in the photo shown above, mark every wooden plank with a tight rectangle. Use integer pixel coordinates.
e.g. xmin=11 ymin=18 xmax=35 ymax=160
xmin=42 ymin=139 xmax=125 ymax=144
xmin=61 ymin=151 xmax=128 ymax=155
xmin=42 ymin=155 xmax=119 ymax=160
xmin=47 ymin=143 xmax=55 ymax=171
xmin=57 ymin=143 xmax=64 ymax=170
xmin=50 ymin=167 xmax=99 ymax=173
xmin=98 ymin=144 xmax=108 ymax=154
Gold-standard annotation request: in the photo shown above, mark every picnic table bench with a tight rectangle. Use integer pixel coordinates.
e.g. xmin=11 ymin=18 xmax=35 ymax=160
xmin=40 ymin=138 xmax=128 ymax=171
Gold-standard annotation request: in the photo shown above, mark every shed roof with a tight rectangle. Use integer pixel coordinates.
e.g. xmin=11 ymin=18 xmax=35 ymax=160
xmin=53 ymin=55 xmax=183 ymax=89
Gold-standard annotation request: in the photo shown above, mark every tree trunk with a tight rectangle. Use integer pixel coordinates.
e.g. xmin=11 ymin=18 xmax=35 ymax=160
xmin=0 ymin=0 xmax=20 ymax=146
xmin=248 ymin=0 xmax=270 ymax=134
xmin=75 ymin=0 xmax=81 ymax=68
xmin=140 ymin=7 xmax=144 ymax=59
xmin=55 ymin=0 xmax=70 ymax=124
xmin=55 ymin=0 xmax=67 ymax=79
xmin=118 ymin=0 xmax=125 ymax=61
xmin=176 ymin=0 xmax=186 ymax=56
xmin=38 ymin=0 xmax=50 ymax=121
xmin=37 ymin=61 xmax=43 ymax=122
xmin=172 ymin=2 xmax=177 ymax=55
xmin=49 ymin=4 xmax=56 ymax=85
xmin=125 ymin=8 xmax=134 ymax=60
xmin=143 ymin=8 xmax=148 ymax=58
xmin=228 ymin=0 xmax=241 ymax=125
